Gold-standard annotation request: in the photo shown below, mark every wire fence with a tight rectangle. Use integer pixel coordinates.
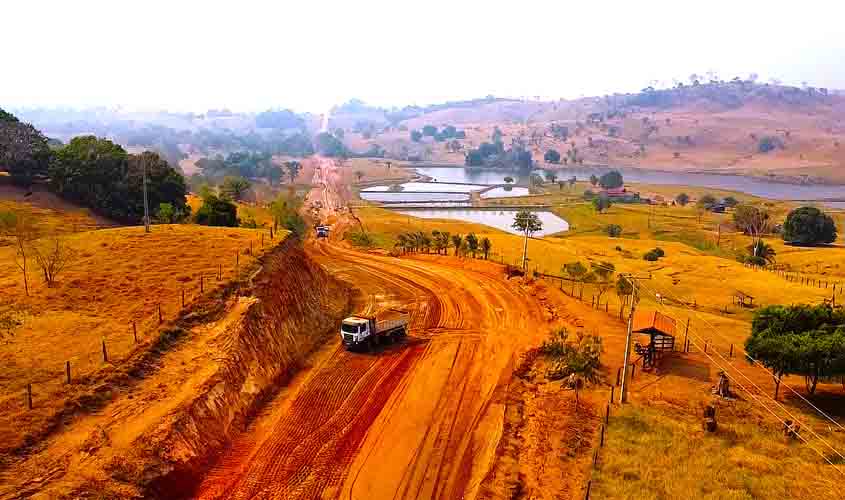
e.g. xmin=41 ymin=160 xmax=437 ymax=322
xmin=9 ymin=229 xmax=283 ymax=413
xmin=743 ymin=261 xmax=845 ymax=298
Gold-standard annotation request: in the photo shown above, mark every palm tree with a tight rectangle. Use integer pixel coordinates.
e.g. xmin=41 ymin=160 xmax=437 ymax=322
xmin=466 ymin=233 xmax=479 ymax=258
xmin=480 ymin=237 xmax=492 ymax=259
xmin=451 ymin=234 xmax=463 ymax=256
xmin=748 ymin=240 xmax=776 ymax=265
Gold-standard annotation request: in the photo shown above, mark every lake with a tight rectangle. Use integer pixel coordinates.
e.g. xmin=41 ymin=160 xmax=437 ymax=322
xmin=396 ymin=209 xmax=570 ymax=236
xmin=412 ymin=166 xmax=845 ymax=202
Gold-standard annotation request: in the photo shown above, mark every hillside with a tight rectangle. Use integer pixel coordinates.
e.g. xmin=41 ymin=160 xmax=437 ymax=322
xmin=336 ymin=83 xmax=845 ymax=183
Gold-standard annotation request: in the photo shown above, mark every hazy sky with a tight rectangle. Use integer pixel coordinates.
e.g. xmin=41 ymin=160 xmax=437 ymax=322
xmin=4 ymin=0 xmax=844 ymax=113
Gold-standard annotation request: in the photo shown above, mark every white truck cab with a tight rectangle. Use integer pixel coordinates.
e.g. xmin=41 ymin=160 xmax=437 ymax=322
xmin=340 ymin=311 xmax=409 ymax=349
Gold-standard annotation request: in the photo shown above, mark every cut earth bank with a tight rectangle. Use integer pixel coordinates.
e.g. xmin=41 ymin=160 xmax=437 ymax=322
xmin=0 ymin=235 xmax=350 ymax=499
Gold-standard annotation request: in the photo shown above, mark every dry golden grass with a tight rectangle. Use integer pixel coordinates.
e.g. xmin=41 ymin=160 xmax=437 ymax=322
xmin=0 ymin=223 xmax=282 ymax=457
xmin=352 ymin=193 xmax=845 ymax=497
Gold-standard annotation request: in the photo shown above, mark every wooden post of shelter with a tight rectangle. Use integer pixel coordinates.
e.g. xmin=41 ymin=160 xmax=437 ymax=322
xmin=133 ymin=321 xmax=137 ymax=343
xmin=102 ymin=338 xmax=108 ymax=363
xmin=66 ymin=361 xmax=71 ymax=384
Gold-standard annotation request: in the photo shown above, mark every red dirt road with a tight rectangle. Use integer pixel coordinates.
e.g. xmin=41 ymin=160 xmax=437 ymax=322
xmin=191 ymin=160 xmax=547 ymax=500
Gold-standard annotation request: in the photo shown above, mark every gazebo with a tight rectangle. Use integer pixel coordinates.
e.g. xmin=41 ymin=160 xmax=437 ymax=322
xmin=632 ymin=310 xmax=677 ymax=368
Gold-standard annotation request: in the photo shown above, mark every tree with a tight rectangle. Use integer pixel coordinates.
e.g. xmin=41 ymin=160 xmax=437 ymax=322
xmin=589 ymin=261 xmax=615 ymax=304
xmin=589 ymin=174 xmax=599 ymax=186
xmin=592 ymin=195 xmax=612 ymax=213
xmin=758 ymin=136 xmax=783 ymax=153
xmin=422 ymin=125 xmax=437 ymax=137
xmin=255 ymin=109 xmax=305 ymax=130
xmin=513 ymin=210 xmax=543 ymax=270
xmin=746 ymin=304 xmax=845 ymax=397
xmin=220 ymin=176 xmax=251 ymax=201
xmin=0 ymin=108 xmax=52 ymax=185
xmin=410 ymin=130 xmax=423 ymax=142
xmin=32 ymin=236 xmax=76 ymax=287
xmin=599 ymin=170 xmax=624 ymax=189
xmin=284 ymin=160 xmax=301 ymax=184
xmin=675 ymin=193 xmax=690 ymax=206
xmin=503 ymin=176 xmax=514 ymax=184
xmin=697 ymin=194 xmax=718 ymax=209
xmin=616 ymin=275 xmax=634 ymax=309
xmin=544 ymin=149 xmax=561 ymax=164
xmin=333 ymin=128 xmax=345 ymax=140
xmin=569 ymin=176 xmax=577 ymax=188
xmin=451 ymin=234 xmax=463 ymax=256
xmin=354 ymin=170 xmax=365 ymax=183
xmin=466 ymin=233 xmax=479 ymax=257
xmin=544 ymin=171 xmax=558 ymax=184
xmin=563 ymin=261 xmax=588 ymax=296
xmin=606 ymin=224 xmax=622 ymax=237
xmin=195 ymin=193 xmax=239 ymax=227
xmin=782 ymin=206 xmax=837 ymax=246
xmin=0 ymin=210 xmax=35 ymax=295
xmin=733 ymin=205 xmax=770 ymax=248
xmin=315 ymin=132 xmax=347 ymax=157
xmin=157 ymin=202 xmax=175 ymax=223
xmin=480 ymin=237 xmax=492 ymax=259
xmin=722 ymin=196 xmax=739 ymax=208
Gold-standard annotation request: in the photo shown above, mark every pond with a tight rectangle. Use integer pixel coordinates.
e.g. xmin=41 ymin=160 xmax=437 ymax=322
xmin=360 ymin=192 xmax=470 ymax=203
xmin=362 ymin=182 xmax=487 ymax=193
xmin=480 ymin=186 xmax=530 ymax=198
xmin=410 ymin=165 xmax=845 ymax=202
xmin=396 ymin=209 xmax=569 ymax=237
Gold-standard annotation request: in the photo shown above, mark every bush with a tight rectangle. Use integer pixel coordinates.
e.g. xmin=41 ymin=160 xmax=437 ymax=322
xmin=599 ymin=170 xmax=624 ymax=189
xmin=410 ymin=130 xmax=422 ymax=142
xmin=606 ymin=224 xmax=622 ymax=237
xmin=643 ymin=247 xmax=664 ymax=261
xmin=544 ymin=149 xmax=561 ymax=163
xmin=675 ymin=193 xmax=690 ymax=206
xmin=347 ymin=231 xmax=374 ymax=247
xmin=422 ymin=125 xmax=437 ymax=137
xmin=758 ymin=136 xmax=783 ymax=153
xmin=195 ymin=194 xmax=239 ymax=227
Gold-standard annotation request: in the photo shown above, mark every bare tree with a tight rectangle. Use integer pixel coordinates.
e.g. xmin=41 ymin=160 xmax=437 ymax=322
xmin=32 ymin=237 xmax=76 ymax=286
xmin=0 ymin=210 xmax=35 ymax=296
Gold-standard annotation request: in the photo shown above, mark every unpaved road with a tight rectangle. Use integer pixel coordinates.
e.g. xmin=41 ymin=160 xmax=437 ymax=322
xmin=192 ymin=159 xmax=547 ymax=500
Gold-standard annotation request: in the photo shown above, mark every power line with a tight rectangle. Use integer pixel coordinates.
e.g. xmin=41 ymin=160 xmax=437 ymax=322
xmin=635 ymin=280 xmax=845 ymax=467
xmin=645 ymin=277 xmax=845 ymax=434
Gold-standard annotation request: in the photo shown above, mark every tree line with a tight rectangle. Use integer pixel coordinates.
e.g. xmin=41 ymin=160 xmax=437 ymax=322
xmin=393 ymin=230 xmax=492 ymax=259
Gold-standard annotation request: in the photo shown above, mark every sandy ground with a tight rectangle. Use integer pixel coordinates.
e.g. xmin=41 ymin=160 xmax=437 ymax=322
xmin=188 ymin=159 xmax=568 ymax=500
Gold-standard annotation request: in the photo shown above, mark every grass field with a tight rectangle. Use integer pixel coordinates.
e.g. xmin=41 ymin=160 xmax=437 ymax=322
xmin=349 ymin=187 xmax=845 ymax=498
xmin=0 ymin=214 xmax=281 ymax=459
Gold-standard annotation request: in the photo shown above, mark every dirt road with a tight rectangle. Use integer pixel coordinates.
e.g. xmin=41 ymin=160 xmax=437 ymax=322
xmin=191 ymin=159 xmax=548 ymax=500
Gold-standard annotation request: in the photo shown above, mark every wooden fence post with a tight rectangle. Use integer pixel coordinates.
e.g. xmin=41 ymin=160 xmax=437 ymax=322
xmin=729 ymin=344 xmax=734 ymax=358
xmin=616 ymin=367 xmax=622 ymax=386
xmin=704 ymin=340 xmax=709 ymax=354
xmin=600 ymin=423 xmax=606 ymax=447
xmin=684 ymin=318 xmax=690 ymax=353
xmin=158 ymin=303 xmax=163 ymax=324
xmin=133 ymin=321 xmax=137 ymax=343
xmin=605 ymin=403 xmax=610 ymax=424
xmin=609 ymin=386 xmax=615 ymax=403
xmin=631 ymin=364 xmax=636 ymax=379
xmin=261 ymin=234 xmax=264 ymax=247
xmin=200 ymin=275 xmax=204 ymax=294
xmin=66 ymin=361 xmax=71 ymax=384
xmin=218 ymin=264 xmax=222 ymax=280
xmin=102 ymin=338 xmax=108 ymax=363
xmin=181 ymin=287 xmax=185 ymax=308
xmin=26 ymin=383 xmax=32 ymax=410
xmin=236 ymin=252 xmax=239 ymax=273
xmin=584 ymin=480 xmax=591 ymax=500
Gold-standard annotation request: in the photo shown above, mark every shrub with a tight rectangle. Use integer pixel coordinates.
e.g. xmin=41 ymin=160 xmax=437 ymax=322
xmin=346 ymin=231 xmax=374 ymax=247
xmin=195 ymin=194 xmax=238 ymax=227
xmin=599 ymin=170 xmax=624 ymax=189
xmin=606 ymin=224 xmax=622 ymax=237
xmin=544 ymin=149 xmax=561 ymax=163
xmin=758 ymin=136 xmax=783 ymax=153
xmin=643 ymin=247 xmax=664 ymax=261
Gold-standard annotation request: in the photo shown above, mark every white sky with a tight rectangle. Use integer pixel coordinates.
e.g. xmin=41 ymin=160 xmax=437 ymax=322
xmin=3 ymin=0 xmax=844 ymax=113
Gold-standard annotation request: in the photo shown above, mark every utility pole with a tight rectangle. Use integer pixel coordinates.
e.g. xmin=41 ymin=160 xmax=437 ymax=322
xmin=619 ymin=275 xmax=639 ymax=404
xmin=142 ymin=155 xmax=150 ymax=233
xmin=521 ymin=228 xmax=529 ymax=270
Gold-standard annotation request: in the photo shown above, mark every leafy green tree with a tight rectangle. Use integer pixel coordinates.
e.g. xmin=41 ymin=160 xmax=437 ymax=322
xmin=616 ymin=275 xmax=634 ymax=308
xmin=782 ymin=206 xmax=837 ymax=246
xmin=0 ymin=108 xmax=51 ymax=185
xmin=563 ymin=261 xmax=588 ymax=295
xmin=722 ymin=196 xmax=739 ymax=208
xmin=540 ymin=328 xmax=602 ymax=411
xmin=745 ymin=240 xmax=776 ymax=265
xmin=480 ymin=237 xmax=491 ymax=259
xmin=195 ymin=193 xmax=239 ymax=227
xmin=465 ymin=150 xmax=484 ymax=166
xmin=589 ymin=261 xmax=616 ymax=303
xmin=442 ymin=125 xmax=457 ymax=138
xmin=220 ymin=176 xmax=251 ymax=201
xmin=589 ymin=174 xmax=599 ymax=186
xmin=675 ymin=193 xmax=690 ymax=206
xmin=599 ymin=170 xmax=624 ymax=189
xmin=592 ymin=195 xmax=612 ymax=213
xmin=697 ymin=194 xmax=718 ymax=209
xmin=410 ymin=130 xmax=423 ymax=142
xmin=492 ymin=126 xmax=503 ymax=143
xmin=544 ymin=171 xmax=558 ymax=184
xmin=513 ymin=210 xmax=543 ymax=269
xmin=466 ymin=233 xmax=479 ymax=257
xmin=157 ymin=203 xmax=175 ymax=223
xmin=746 ymin=304 xmax=845 ymax=397
xmin=606 ymin=224 xmax=622 ymax=237
xmin=333 ymin=128 xmax=345 ymax=139
xmin=422 ymin=125 xmax=437 ymax=137
xmin=255 ymin=109 xmax=305 ymax=130
xmin=544 ymin=149 xmax=561 ymax=163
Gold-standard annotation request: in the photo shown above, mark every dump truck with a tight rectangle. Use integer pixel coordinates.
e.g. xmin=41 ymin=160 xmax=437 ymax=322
xmin=340 ymin=309 xmax=409 ymax=349
xmin=316 ymin=225 xmax=330 ymax=238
